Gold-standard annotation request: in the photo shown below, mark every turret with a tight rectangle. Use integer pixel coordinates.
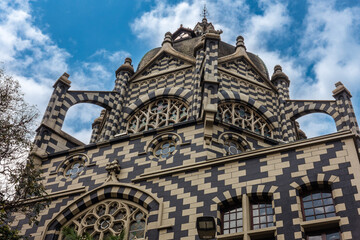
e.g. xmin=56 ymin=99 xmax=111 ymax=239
xmin=271 ymin=65 xmax=291 ymax=141
xmin=114 ymin=57 xmax=134 ymax=93
xmin=271 ymin=65 xmax=290 ymax=99
xmin=332 ymin=81 xmax=360 ymax=134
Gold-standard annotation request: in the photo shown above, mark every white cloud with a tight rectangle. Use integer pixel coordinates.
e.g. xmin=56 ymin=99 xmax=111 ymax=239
xmin=0 ymin=0 xmax=128 ymax=143
xmin=300 ymin=0 xmax=360 ymax=99
xmin=62 ymin=104 xmax=104 ymax=143
xmin=131 ymin=1 xmax=202 ymax=47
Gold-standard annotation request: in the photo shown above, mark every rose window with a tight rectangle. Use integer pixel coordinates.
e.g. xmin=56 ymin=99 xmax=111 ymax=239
xmin=217 ymin=103 xmax=273 ymax=138
xmin=154 ymin=141 xmax=176 ymax=159
xmin=62 ymin=199 xmax=148 ymax=240
xmin=224 ymin=140 xmax=243 ymax=155
xmin=127 ymin=99 xmax=189 ymax=134
xmin=64 ymin=161 xmax=84 ymax=179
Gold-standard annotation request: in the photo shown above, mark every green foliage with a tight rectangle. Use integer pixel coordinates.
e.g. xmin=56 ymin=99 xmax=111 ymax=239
xmin=62 ymin=226 xmax=125 ymax=240
xmin=0 ymin=221 xmax=21 ymax=240
xmin=0 ymin=69 xmax=48 ymax=239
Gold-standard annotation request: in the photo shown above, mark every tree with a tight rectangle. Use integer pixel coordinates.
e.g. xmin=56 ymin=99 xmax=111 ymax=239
xmin=0 ymin=69 xmax=48 ymax=238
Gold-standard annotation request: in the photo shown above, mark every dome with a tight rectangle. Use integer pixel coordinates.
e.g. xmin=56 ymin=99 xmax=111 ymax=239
xmin=136 ymin=29 xmax=269 ymax=79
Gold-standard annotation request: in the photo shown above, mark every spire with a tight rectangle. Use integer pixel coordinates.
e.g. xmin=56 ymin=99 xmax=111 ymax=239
xmin=194 ymin=5 xmax=222 ymax=36
xmin=200 ymin=4 xmax=209 ymax=22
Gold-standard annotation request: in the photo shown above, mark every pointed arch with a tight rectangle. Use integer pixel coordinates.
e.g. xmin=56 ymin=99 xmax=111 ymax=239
xmin=43 ymin=183 xmax=163 ymax=240
xmin=218 ymin=90 xmax=277 ymax=125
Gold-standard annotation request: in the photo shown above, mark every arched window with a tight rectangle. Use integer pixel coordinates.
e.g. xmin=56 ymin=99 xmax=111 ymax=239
xmin=222 ymin=205 xmax=243 ymax=234
xmin=62 ymin=199 xmax=148 ymax=240
xmin=127 ymin=99 xmax=188 ymax=134
xmin=220 ymin=195 xmax=275 ymax=239
xmin=301 ymin=190 xmax=336 ymax=221
xmin=217 ymin=102 xmax=273 ymax=138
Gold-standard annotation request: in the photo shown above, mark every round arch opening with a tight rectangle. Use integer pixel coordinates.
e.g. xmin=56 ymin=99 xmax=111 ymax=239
xmin=295 ymin=113 xmax=337 ymax=139
xmin=62 ymin=103 xmax=104 ymax=143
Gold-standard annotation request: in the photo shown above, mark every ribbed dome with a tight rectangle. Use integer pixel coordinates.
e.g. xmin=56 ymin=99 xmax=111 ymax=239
xmin=136 ymin=37 xmax=269 ymax=79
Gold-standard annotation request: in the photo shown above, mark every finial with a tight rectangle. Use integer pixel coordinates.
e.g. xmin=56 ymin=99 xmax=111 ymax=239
xmin=124 ymin=57 xmax=132 ymax=65
xmin=53 ymin=72 xmax=71 ymax=88
xmin=162 ymin=32 xmax=173 ymax=46
xmin=62 ymin=72 xmax=70 ymax=79
xmin=200 ymin=4 xmax=209 ymax=20
xmin=115 ymin=57 xmax=134 ymax=76
xmin=105 ymin=160 xmax=121 ymax=182
xmin=271 ymin=64 xmax=290 ymax=86
xmin=274 ymin=65 xmax=282 ymax=72
xmin=236 ymin=35 xmax=246 ymax=50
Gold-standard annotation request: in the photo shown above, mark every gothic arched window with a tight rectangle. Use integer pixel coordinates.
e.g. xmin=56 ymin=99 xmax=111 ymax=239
xmin=217 ymin=102 xmax=273 ymax=138
xmin=62 ymin=199 xmax=148 ymax=240
xmin=127 ymin=99 xmax=189 ymax=134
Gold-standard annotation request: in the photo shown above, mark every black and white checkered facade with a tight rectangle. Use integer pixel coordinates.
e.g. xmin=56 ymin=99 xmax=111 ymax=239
xmin=13 ymin=18 xmax=360 ymax=240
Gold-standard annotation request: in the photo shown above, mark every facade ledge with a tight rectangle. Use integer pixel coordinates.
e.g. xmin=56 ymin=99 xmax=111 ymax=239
xmin=217 ymin=232 xmax=244 ymax=240
xmin=216 ymin=227 xmax=276 ymax=240
xmin=133 ymin=130 xmax=355 ymax=182
xmin=300 ymin=216 xmax=341 ymax=232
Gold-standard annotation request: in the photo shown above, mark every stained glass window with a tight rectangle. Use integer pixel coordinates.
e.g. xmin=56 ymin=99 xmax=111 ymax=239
xmin=218 ymin=102 xmax=273 ymax=138
xmin=65 ymin=161 xmax=84 ymax=179
xmin=62 ymin=199 xmax=148 ymax=240
xmin=128 ymin=99 xmax=188 ymax=134
xmin=154 ymin=141 xmax=176 ymax=159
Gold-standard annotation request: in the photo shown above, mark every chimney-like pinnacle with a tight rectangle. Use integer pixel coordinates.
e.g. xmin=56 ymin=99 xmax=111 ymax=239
xmin=162 ymin=32 xmax=173 ymax=46
xmin=115 ymin=57 xmax=134 ymax=76
xmin=271 ymin=65 xmax=290 ymax=86
xmin=236 ymin=35 xmax=246 ymax=50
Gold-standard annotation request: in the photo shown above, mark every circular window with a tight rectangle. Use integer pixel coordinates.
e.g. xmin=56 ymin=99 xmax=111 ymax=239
xmin=224 ymin=140 xmax=243 ymax=155
xmin=154 ymin=141 xmax=176 ymax=159
xmin=64 ymin=161 xmax=84 ymax=179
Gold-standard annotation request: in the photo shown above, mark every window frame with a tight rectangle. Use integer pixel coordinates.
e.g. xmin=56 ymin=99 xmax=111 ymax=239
xmin=300 ymin=189 xmax=336 ymax=221
xmin=221 ymin=205 xmax=244 ymax=235
xmin=306 ymin=229 xmax=341 ymax=240
xmin=218 ymin=194 xmax=276 ymax=240
xmin=250 ymin=200 xmax=275 ymax=230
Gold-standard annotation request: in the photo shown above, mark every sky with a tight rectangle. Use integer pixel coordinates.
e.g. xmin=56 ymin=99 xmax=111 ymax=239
xmin=0 ymin=0 xmax=360 ymax=143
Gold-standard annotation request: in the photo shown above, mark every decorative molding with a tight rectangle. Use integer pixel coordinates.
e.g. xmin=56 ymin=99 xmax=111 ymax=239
xmin=132 ymin=130 xmax=355 ymax=182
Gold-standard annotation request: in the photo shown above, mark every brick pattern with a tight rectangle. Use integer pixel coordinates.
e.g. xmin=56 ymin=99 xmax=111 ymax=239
xmin=24 ymin=27 xmax=360 ymax=240
xmin=17 ymin=126 xmax=360 ymax=240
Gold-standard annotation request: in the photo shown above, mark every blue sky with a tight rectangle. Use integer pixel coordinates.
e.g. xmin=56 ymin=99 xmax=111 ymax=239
xmin=1 ymin=0 xmax=360 ymax=143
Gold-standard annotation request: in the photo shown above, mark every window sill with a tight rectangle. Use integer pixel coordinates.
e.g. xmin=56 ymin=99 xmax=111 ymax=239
xmin=216 ymin=227 xmax=276 ymax=240
xmin=248 ymin=226 xmax=276 ymax=239
xmin=217 ymin=232 xmax=244 ymax=240
xmin=300 ymin=216 xmax=341 ymax=232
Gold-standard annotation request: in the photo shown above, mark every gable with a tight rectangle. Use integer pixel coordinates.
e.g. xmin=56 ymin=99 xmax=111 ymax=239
xmin=137 ymin=52 xmax=193 ymax=79
xmin=218 ymin=57 xmax=274 ymax=90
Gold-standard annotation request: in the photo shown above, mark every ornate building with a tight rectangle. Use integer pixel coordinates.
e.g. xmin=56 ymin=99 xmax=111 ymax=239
xmin=13 ymin=16 xmax=360 ymax=240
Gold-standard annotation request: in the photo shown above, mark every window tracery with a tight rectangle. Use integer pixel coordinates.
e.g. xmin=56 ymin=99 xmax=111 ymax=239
xmin=62 ymin=199 xmax=148 ymax=240
xmin=64 ymin=161 xmax=84 ymax=179
xmin=127 ymin=99 xmax=188 ymax=134
xmin=217 ymin=103 xmax=273 ymax=138
xmin=154 ymin=140 xmax=176 ymax=159
xmin=224 ymin=140 xmax=244 ymax=155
